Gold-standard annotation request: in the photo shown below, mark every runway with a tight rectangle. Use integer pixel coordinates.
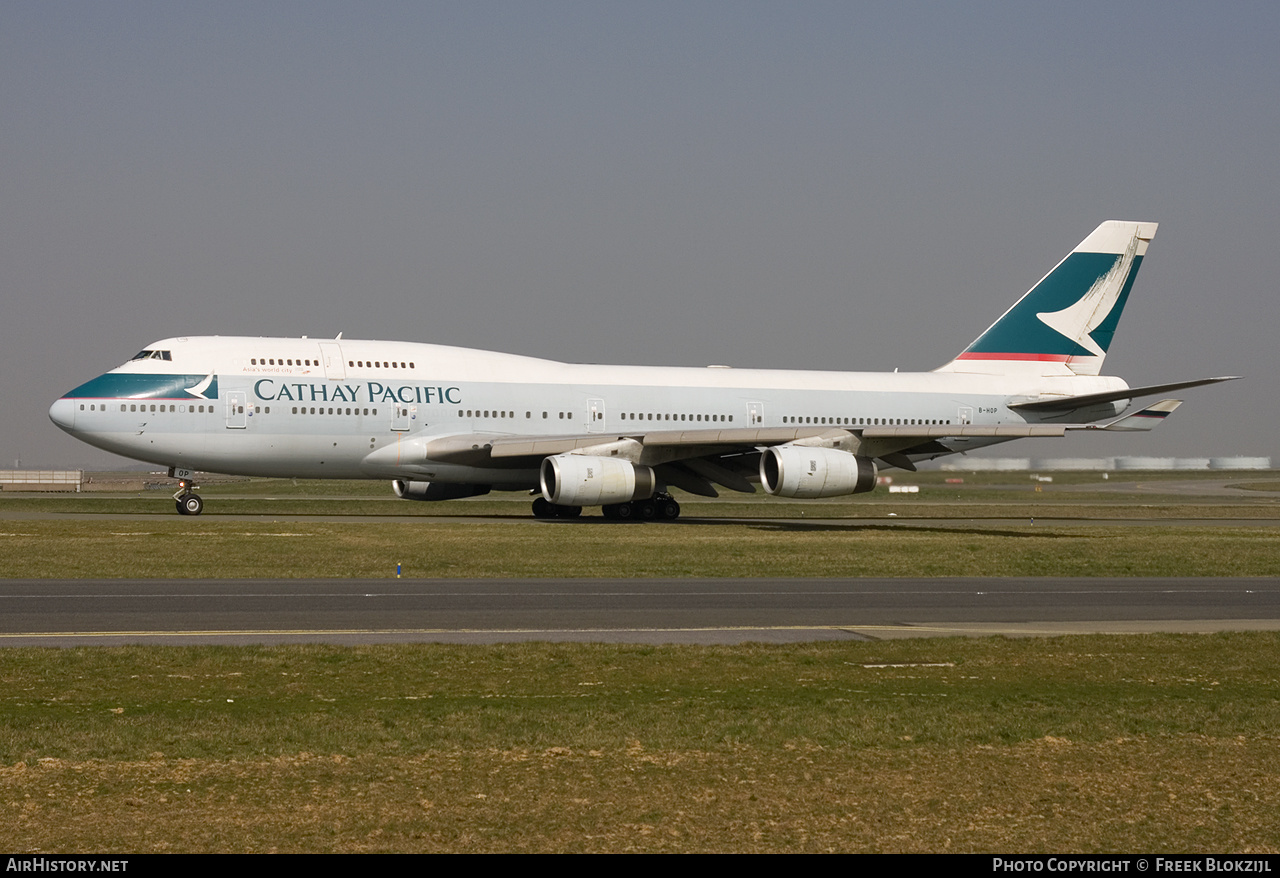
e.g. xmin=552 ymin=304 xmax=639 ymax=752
xmin=2 ymin=576 xmax=1278 ymax=646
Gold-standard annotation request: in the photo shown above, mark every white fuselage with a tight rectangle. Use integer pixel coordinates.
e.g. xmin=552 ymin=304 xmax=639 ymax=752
xmin=50 ymin=335 xmax=1128 ymax=486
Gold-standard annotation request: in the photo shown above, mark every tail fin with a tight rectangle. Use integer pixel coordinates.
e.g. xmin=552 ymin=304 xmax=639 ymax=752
xmin=935 ymin=220 xmax=1157 ymax=376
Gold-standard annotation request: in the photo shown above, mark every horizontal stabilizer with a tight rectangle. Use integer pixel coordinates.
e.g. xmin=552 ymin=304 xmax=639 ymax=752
xmin=1087 ymin=399 xmax=1182 ymax=432
xmin=1009 ymin=376 xmax=1240 ymax=412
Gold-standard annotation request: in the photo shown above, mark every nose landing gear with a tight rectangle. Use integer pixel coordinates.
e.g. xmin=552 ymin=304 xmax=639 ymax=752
xmin=168 ymin=467 xmax=204 ymax=516
xmin=176 ymin=489 xmax=204 ymax=516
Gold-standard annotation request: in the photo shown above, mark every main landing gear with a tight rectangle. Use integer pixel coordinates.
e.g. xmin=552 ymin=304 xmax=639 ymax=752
xmin=530 ymin=492 xmax=681 ymax=521
xmin=531 ymin=496 xmax=583 ymax=519
xmin=602 ymin=492 xmax=681 ymax=521
xmin=599 ymin=496 xmax=680 ymax=522
xmin=169 ymin=468 xmax=204 ymax=516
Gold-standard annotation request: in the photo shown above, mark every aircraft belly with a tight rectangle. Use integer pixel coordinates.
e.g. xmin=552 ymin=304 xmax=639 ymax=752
xmin=189 ymin=433 xmax=370 ymax=478
xmin=361 ymin=453 xmax=540 ymax=488
xmin=85 ymin=426 xmax=371 ymax=479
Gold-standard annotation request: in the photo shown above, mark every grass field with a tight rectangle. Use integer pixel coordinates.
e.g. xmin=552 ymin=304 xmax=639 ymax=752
xmin=2 ymin=472 xmax=1279 ymax=579
xmin=3 ymin=634 xmax=1279 ymax=852
xmin=1 ymin=519 xmax=1279 ymax=578
xmin=2 ymin=478 xmax=1277 ymax=851
xmin=7 ymin=469 xmax=1280 ymax=519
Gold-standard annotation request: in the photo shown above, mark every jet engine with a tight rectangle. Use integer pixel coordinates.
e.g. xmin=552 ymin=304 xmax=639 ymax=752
xmin=392 ymin=479 xmax=491 ymax=501
xmin=760 ymin=445 xmax=878 ymax=498
xmin=540 ymin=455 xmax=656 ymax=506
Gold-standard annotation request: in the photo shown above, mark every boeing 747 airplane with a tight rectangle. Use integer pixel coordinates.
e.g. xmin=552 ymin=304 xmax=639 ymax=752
xmin=49 ymin=221 xmax=1236 ymax=519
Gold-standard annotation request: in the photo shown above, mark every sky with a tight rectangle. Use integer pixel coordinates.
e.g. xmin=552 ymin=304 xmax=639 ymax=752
xmin=2 ymin=1 xmax=1276 ymax=469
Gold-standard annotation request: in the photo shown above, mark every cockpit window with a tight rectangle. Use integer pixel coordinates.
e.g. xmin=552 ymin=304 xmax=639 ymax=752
xmin=131 ymin=350 xmax=172 ymax=361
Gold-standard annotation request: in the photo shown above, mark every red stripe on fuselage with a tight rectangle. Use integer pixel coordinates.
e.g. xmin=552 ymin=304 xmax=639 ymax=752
xmin=954 ymin=352 xmax=1074 ymax=362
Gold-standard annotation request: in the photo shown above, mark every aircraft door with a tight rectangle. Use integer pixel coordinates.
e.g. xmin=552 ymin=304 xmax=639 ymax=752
xmin=958 ymin=406 xmax=973 ymax=425
xmin=748 ymin=402 xmax=764 ymax=426
xmin=587 ymin=398 xmax=605 ymax=433
xmin=318 ymin=342 xmax=346 ymax=380
xmin=392 ymin=404 xmax=412 ymax=432
xmin=226 ymin=391 xmax=248 ymax=429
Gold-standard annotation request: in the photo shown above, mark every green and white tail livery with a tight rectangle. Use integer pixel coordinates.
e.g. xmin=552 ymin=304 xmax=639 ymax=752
xmin=936 ymin=221 xmax=1157 ymax=377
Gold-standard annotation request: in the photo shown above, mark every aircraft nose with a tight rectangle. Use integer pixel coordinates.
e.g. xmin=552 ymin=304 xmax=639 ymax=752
xmin=49 ymin=397 xmax=76 ymax=432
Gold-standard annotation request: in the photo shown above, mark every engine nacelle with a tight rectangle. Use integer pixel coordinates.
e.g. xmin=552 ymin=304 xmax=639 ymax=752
xmin=392 ymin=479 xmax=491 ymax=501
xmin=540 ymin=455 xmax=656 ymax=506
xmin=760 ymin=446 xmax=878 ymax=498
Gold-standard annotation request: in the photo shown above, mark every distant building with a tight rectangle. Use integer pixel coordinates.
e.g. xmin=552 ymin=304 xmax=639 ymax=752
xmin=1033 ymin=458 xmax=1113 ymax=471
xmin=1209 ymin=457 xmax=1273 ymax=470
xmin=0 ymin=470 xmax=83 ymax=491
xmin=1114 ymin=457 xmax=1176 ymax=470
xmin=936 ymin=456 xmax=1270 ymax=472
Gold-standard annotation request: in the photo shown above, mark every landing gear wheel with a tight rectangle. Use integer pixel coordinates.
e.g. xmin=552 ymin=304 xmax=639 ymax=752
xmin=177 ymin=493 xmax=204 ymax=516
xmin=555 ymin=504 xmax=582 ymax=518
xmin=635 ymin=499 xmax=657 ymax=520
xmin=531 ymin=497 xmax=554 ymax=518
xmin=614 ymin=502 xmax=634 ymax=520
xmin=657 ymin=497 xmax=681 ymax=520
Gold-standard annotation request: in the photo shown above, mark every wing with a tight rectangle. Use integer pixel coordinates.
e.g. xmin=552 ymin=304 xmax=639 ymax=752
xmin=370 ymin=394 xmax=1196 ymax=493
xmin=394 ymin=422 xmax=1068 ymax=493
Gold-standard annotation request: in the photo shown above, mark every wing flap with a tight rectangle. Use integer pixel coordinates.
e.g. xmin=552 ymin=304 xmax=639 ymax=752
xmin=861 ymin=424 xmax=1066 ymax=438
xmin=487 ymin=426 xmax=842 ymax=459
